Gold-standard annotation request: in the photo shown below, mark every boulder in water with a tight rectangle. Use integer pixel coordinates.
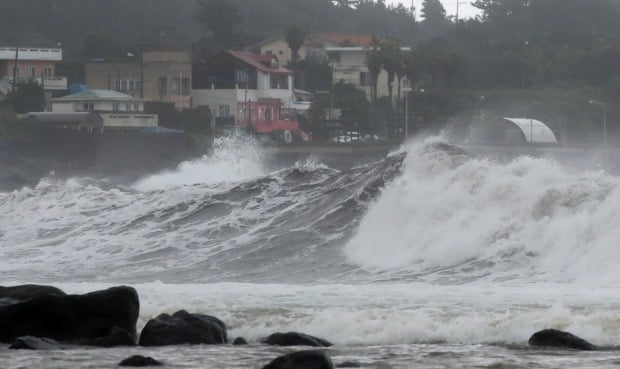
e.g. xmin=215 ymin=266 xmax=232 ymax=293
xmin=0 ymin=286 xmax=139 ymax=345
xmin=0 ymin=285 xmax=66 ymax=306
xmin=79 ymin=326 xmax=136 ymax=347
xmin=262 ymin=350 xmax=334 ymax=369
xmin=9 ymin=336 xmax=67 ymax=350
xmin=528 ymin=329 xmax=596 ymax=350
xmin=233 ymin=336 xmax=248 ymax=345
xmin=118 ymin=355 xmax=164 ymax=367
xmin=262 ymin=332 xmax=332 ymax=347
xmin=139 ymin=310 xmax=227 ymax=346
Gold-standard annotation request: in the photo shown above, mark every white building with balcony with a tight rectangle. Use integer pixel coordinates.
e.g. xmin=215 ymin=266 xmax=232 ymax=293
xmin=327 ymin=46 xmax=411 ymax=102
xmin=192 ymin=50 xmax=297 ymax=127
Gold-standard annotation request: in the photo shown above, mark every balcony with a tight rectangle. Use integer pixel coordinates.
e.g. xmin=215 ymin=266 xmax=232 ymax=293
xmin=1 ymin=76 xmax=67 ymax=91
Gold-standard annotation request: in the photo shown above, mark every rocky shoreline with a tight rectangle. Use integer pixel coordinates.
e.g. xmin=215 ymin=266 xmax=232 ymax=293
xmin=0 ymin=285 xmax=602 ymax=368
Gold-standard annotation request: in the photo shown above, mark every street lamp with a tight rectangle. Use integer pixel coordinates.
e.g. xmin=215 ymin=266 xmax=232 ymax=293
xmin=589 ymin=100 xmax=607 ymax=145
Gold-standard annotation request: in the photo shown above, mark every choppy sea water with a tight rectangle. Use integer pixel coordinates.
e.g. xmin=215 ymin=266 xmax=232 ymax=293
xmin=2 ymin=134 xmax=620 ymax=368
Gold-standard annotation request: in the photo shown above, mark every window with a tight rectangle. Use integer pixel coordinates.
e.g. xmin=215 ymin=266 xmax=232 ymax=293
xmin=30 ymin=66 xmax=36 ymax=77
xmin=133 ymin=103 xmax=140 ymax=111
xmin=128 ymin=80 xmax=135 ymax=91
xmin=114 ymin=80 xmax=121 ymax=91
xmin=112 ymin=103 xmax=120 ymax=112
xmin=270 ymin=74 xmax=289 ymax=89
xmin=327 ymin=51 xmax=341 ymax=63
xmin=125 ymin=103 xmax=131 ymax=111
xmin=121 ymin=80 xmax=129 ymax=92
xmin=235 ymin=69 xmax=249 ymax=84
xmin=359 ymin=72 xmax=369 ymax=87
xmin=170 ymin=77 xmax=181 ymax=94
xmin=158 ymin=77 xmax=167 ymax=95
xmin=218 ymin=105 xmax=230 ymax=117
xmin=181 ymin=78 xmax=190 ymax=96
xmin=83 ymin=102 xmax=94 ymax=111
xmin=44 ymin=67 xmax=52 ymax=77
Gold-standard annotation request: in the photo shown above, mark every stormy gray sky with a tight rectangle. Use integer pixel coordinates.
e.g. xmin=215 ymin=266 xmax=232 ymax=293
xmin=387 ymin=0 xmax=481 ymax=19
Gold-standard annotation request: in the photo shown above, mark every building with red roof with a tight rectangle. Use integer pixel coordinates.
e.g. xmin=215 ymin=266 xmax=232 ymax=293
xmin=192 ymin=50 xmax=299 ymax=130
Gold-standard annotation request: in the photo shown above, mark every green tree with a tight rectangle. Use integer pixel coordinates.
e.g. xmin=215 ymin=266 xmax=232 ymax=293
xmin=3 ymin=82 xmax=45 ymax=114
xmin=285 ymin=25 xmax=308 ymax=64
xmin=421 ymin=0 xmax=449 ymax=37
xmin=197 ymin=0 xmax=243 ymax=48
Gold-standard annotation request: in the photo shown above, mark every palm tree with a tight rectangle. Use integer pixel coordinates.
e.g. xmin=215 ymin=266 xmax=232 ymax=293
xmin=381 ymin=41 xmax=402 ymax=105
xmin=365 ymin=37 xmax=383 ymax=102
xmin=285 ymin=25 xmax=308 ymax=64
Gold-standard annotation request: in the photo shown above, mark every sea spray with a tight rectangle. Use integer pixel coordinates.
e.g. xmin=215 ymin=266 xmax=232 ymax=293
xmin=133 ymin=132 xmax=269 ymax=191
xmin=344 ymin=137 xmax=620 ymax=285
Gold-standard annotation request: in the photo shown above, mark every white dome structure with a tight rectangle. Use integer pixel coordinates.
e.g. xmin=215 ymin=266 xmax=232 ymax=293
xmin=502 ymin=118 xmax=558 ymax=144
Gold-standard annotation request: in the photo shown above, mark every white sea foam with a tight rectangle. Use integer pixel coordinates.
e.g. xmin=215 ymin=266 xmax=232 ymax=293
xmin=133 ymin=133 xmax=268 ymax=191
xmin=19 ymin=281 xmax=619 ymax=347
xmin=345 ymin=137 xmax=620 ymax=285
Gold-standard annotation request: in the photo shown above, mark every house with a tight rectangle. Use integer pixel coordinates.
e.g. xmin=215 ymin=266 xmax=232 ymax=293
xmin=47 ymin=89 xmax=158 ymax=130
xmin=85 ymin=49 xmax=192 ymax=109
xmin=257 ymin=32 xmax=376 ymax=65
xmin=192 ymin=50 xmax=296 ymax=128
xmin=327 ymin=46 xmax=411 ymax=102
xmin=0 ymin=46 xmax=68 ymax=100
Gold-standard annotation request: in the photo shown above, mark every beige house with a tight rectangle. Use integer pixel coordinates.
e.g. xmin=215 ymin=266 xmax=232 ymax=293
xmin=257 ymin=33 xmax=376 ymax=65
xmin=327 ymin=46 xmax=411 ymax=102
xmin=50 ymin=89 xmax=158 ymax=130
xmin=85 ymin=49 xmax=192 ymax=109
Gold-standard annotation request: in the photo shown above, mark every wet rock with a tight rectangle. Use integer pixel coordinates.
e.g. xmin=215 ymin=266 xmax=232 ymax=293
xmin=0 ymin=286 xmax=139 ymax=344
xmin=0 ymin=285 xmax=65 ymax=306
xmin=79 ymin=326 xmax=136 ymax=347
xmin=262 ymin=350 xmax=334 ymax=369
xmin=118 ymin=355 xmax=164 ymax=367
xmin=139 ymin=310 xmax=227 ymax=346
xmin=262 ymin=332 xmax=332 ymax=347
xmin=233 ymin=336 xmax=248 ymax=345
xmin=9 ymin=336 xmax=67 ymax=350
xmin=528 ymin=329 xmax=596 ymax=350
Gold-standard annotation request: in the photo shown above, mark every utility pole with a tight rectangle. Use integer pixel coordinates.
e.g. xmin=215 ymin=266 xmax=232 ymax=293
xmin=12 ymin=46 xmax=19 ymax=93
xmin=456 ymin=1 xmax=467 ymax=22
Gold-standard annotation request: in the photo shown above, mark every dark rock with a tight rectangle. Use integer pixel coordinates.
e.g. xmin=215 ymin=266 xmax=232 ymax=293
xmin=528 ymin=329 xmax=596 ymax=350
xmin=233 ymin=336 xmax=248 ymax=345
xmin=118 ymin=355 xmax=164 ymax=367
xmin=336 ymin=362 xmax=361 ymax=368
xmin=262 ymin=350 xmax=334 ymax=369
xmin=9 ymin=336 xmax=67 ymax=350
xmin=139 ymin=310 xmax=227 ymax=346
xmin=0 ymin=286 xmax=139 ymax=344
xmin=79 ymin=326 xmax=136 ymax=347
xmin=262 ymin=332 xmax=332 ymax=347
xmin=0 ymin=285 xmax=65 ymax=305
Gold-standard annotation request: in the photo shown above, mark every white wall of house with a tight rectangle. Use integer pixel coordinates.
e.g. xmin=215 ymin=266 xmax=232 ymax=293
xmin=99 ymin=113 xmax=158 ymax=128
xmin=328 ymin=47 xmax=409 ymax=102
xmin=192 ymin=74 xmax=295 ymax=125
xmin=51 ymin=100 xmax=145 ymax=113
